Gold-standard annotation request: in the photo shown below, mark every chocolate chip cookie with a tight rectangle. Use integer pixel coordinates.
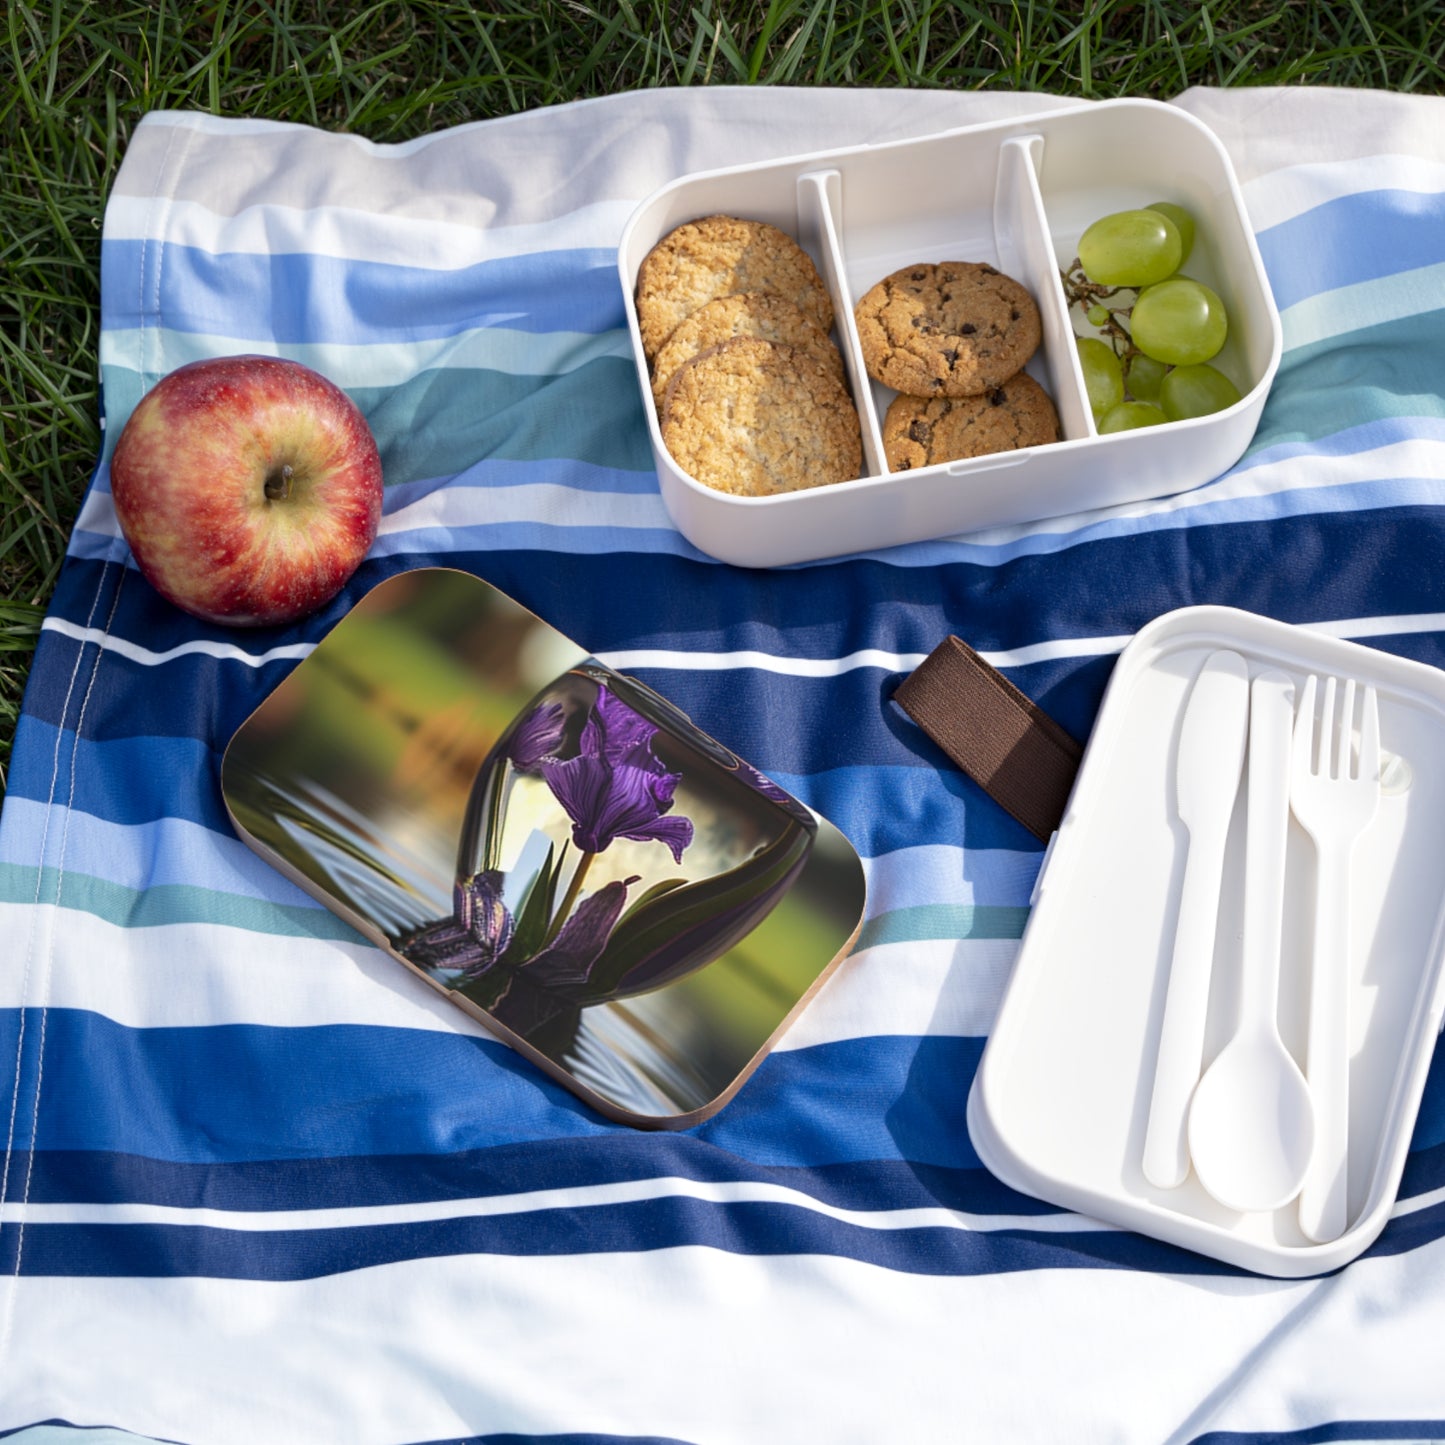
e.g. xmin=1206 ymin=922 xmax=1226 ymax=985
xmin=882 ymin=373 xmax=1059 ymax=471
xmin=854 ymin=262 xmax=1041 ymax=397
xmin=650 ymin=291 xmax=844 ymax=411
xmin=636 ymin=216 xmax=835 ymax=361
xmin=660 ymin=336 xmax=861 ymax=497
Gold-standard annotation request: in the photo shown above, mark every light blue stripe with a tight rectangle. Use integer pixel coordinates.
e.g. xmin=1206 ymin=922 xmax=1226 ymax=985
xmin=100 ymin=238 xmax=624 ymax=343
xmin=1255 ymin=185 xmax=1445 ymax=311
xmin=864 ymin=844 xmax=1042 ymax=910
xmin=0 ymin=797 xmax=321 ymax=906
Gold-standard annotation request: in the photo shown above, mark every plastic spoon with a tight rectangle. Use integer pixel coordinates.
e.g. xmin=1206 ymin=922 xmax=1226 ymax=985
xmin=1188 ymin=669 xmax=1316 ymax=1213
xmin=1142 ymin=649 xmax=1251 ymax=1189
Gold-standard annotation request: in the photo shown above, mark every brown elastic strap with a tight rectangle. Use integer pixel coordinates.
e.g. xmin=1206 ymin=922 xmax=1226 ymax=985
xmin=893 ymin=635 xmax=1083 ymax=842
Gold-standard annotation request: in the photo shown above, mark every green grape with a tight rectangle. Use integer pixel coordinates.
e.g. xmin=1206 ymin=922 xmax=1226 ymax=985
xmin=1076 ymin=337 xmax=1124 ymax=419
xmin=1160 ymin=363 xmax=1242 ymax=420
xmin=1098 ymin=401 xmax=1168 ymax=433
xmin=1125 ymin=353 xmax=1168 ymax=404
xmin=1147 ymin=202 xmax=1196 ymax=264
xmin=1086 ymin=304 xmax=1111 ymax=327
xmin=1077 ymin=209 xmax=1183 ymax=288
xmin=1130 ymin=277 xmax=1228 ymax=366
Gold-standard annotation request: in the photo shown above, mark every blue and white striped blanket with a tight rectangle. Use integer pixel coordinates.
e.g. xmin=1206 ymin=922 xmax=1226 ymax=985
xmin=3 ymin=85 xmax=1444 ymax=1443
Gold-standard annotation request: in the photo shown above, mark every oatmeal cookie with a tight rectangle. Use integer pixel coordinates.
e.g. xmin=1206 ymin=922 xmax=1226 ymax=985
xmin=854 ymin=261 xmax=1041 ymax=397
xmin=650 ymin=291 xmax=844 ymax=410
xmin=636 ymin=215 xmax=835 ymax=360
xmin=660 ymin=336 xmax=861 ymax=497
xmin=882 ymin=373 xmax=1059 ymax=470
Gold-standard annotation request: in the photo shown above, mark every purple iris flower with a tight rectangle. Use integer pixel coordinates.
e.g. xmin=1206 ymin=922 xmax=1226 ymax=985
xmin=455 ymin=870 xmax=514 ymax=958
xmin=521 ymin=874 xmax=640 ymax=992
xmin=540 ymin=685 xmax=693 ymax=864
xmin=508 ymin=701 xmax=566 ymax=771
xmin=399 ymin=869 xmax=514 ymax=976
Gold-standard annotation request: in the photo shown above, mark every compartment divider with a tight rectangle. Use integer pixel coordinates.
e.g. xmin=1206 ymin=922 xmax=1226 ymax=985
xmin=796 ymin=169 xmax=886 ymax=480
xmin=993 ymin=135 xmax=1095 ymax=444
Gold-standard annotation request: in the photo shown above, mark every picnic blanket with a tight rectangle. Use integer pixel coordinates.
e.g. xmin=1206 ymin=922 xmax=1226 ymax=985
xmin=3 ymin=84 xmax=1445 ymax=1443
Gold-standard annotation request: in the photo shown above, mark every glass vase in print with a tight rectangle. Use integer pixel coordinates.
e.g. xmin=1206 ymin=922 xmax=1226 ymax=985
xmin=396 ymin=664 xmax=816 ymax=1059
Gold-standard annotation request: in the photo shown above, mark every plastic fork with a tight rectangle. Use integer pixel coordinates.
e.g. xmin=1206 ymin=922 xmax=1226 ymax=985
xmin=1290 ymin=674 xmax=1381 ymax=1243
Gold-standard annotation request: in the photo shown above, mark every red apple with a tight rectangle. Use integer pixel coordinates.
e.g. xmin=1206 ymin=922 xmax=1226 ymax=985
xmin=110 ymin=354 xmax=384 ymax=627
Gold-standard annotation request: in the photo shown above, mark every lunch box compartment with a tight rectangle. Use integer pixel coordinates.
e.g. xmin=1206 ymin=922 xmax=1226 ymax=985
xmin=618 ymin=98 xmax=1282 ymax=568
xmin=967 ymin=607 xmax=1445 ymax=1277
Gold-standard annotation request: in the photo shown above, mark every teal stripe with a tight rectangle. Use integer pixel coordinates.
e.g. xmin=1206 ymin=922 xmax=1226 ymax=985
xmin=855 ymin=903 xmax=1029 ymax=950
xmin=0 ymin=862 xmax=362 ymax=942
xmin=352 ymin=358 xmax=653 ymax=482
xmin=0 ymin=867 xmax=1028 ymax=952
xmin=100 ymin=356 xmax=656 ymax=484
xmin=1251 ymin=308 xmax=1445 ymax=456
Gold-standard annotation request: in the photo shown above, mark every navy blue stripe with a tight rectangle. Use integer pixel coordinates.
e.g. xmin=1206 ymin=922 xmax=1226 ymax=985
xmin=0 ymin=1426 xmax=687 ymax=1445
xmin=424 ymin=1437 xmax=695 ymax=1445
xmin=1400 ymin=1137 xmax=1445 ymax=1196
xmin=1357 ymin=1195 xmax=1445 ymax=1264
xmin=24 ymin=509 xmax=1445 ymax=763
xmin=1255 ymin=186 xmax=1445 ymax=311
xmin=417 ymin=1436 xmax=696 ymax=1445
xmin=0 ymin=1009 xmax=986 ymax=1172
xmin=39 ymin=544 xmax=404 ymax=662
xmin=100 ymin=241 xmax=625 ymax=342
xmin=6 ymin=1191 xmax=1440 ymax=1286
xmin=1191 ymin=1422 xmax=1445 ymax=1445
xmin=418 ymin=1437 xmax=695 ymax=1445
xmin=28 ymin=606 xmax=1445 ymax=805
xmin=0 ymin=1198 xmax=1240 ymax=1281
xmin=42 ymin=507 xmax=1445 ymax=696
xmin=4 ymin=710 xmax=1048 ymax=855
xmin=16 ymin=1146 xmax=1051 ymax=1217
xmin=6 ymin=720 xmax=231 ymax=832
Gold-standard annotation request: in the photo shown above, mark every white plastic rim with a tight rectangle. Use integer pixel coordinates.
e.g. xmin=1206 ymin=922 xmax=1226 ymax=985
xmin=617 ymin=99 xmax=1283 ymax=568
xmin=967 ymin=606 xmax=1445 ymax=1278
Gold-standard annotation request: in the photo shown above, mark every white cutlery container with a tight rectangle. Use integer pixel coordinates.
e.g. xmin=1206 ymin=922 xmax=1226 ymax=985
xmin=967 ymin=607 xmax=1445 ymax=1277
xmin=617 ymin=99 xmax=1281 ymax=568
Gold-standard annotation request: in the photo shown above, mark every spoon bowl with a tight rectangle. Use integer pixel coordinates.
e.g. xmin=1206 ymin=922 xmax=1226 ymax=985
xmin=1188 ymin=1026 xmax=1316 ymax=1211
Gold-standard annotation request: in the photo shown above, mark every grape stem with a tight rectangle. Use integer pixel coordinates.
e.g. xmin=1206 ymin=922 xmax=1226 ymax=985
xmin=1061 ymin=258 xmax=1139 ymax=363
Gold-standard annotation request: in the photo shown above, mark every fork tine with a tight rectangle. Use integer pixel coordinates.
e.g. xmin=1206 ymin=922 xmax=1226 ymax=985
xmin=1338 ymin=677 xmax=1356 ymax=779
xmin=1360 ymin=684 xmax=1381 ymax=783
xmin=1319 ymin=674 xmax=1336 ymax=778
xmin=1294 ymin=673 xmax=1318 ymax=774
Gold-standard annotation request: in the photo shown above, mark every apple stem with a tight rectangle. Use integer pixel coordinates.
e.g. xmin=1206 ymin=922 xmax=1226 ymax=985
xmin=264 ymin=463 xmax=294 ymax=502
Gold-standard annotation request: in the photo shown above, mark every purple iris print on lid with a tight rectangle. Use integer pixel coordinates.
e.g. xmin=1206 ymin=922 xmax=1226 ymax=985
xmin=399 ymin=665 xmax=816 ymax=1066
xmin=219 ymin=569 xmax=868 ymax=1127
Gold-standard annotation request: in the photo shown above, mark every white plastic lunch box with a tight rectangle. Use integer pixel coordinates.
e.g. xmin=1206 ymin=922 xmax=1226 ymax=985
xmin=968 ymin=607 xmax=1445 ymax=1277
xmin=618 ymin=98 xmax=1282 ymax=568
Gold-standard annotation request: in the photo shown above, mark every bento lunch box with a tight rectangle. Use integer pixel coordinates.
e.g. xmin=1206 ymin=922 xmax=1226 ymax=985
xmin=968 ymin=607 xmax=1445 ymax=1277
xmin=617 ymin=98 xmax=1282 ymax=568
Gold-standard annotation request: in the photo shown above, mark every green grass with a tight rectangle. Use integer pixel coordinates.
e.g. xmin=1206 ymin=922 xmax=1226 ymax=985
xmin=3 ymin=0 xmax=1444 ymax=794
